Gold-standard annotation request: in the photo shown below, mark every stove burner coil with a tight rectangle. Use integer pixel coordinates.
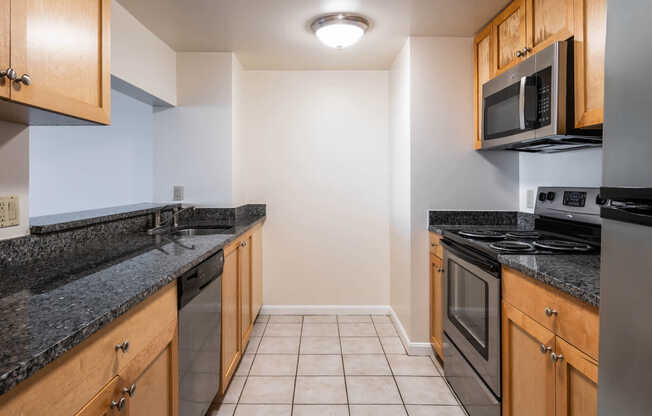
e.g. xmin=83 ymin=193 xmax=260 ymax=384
xmin=505 ymin=231 xmax=542 ymax=239
xmin=458 ymin=230 xmax=506 ymax=240
xmin=489 ymin=241 xmax=536 ymax=252
xmin=533 ymin=240 xmax=593 ymax=252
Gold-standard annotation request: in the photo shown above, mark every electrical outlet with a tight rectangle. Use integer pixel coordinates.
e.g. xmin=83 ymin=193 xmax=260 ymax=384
xmin=526 ymin=189 xmax=535 ymax=209
xmin=0 ymin=195 xmax=19 ymax=228
xmin=173 ymin=186 xmax=184 ymax=201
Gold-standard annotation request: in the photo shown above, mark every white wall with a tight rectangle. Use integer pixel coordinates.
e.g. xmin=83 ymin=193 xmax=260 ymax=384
xmin=29 ymin=89 xmax=154 ymax=217
xmin=518 ymin=149 xmax=602 ymax=212
xmin=152 ymin=53 xmax=234 ymax=206
xmin=0 ymin=122 xmax=29 ymax=239
xmin=237 ymin=71 xmax=391 ymax=306
xmin=389 ymin=40 xmax=413 ymax=333
xmin=388 ymin=37 xmax=519 ymax=343
xmin=112 ymin=1 xmax=177 ymax=105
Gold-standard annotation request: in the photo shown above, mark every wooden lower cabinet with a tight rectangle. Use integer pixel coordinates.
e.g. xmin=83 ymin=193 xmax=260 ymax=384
xmin=0 ymin=283 xmax=178 ymax=416
xmin=221 ymin=244 xmax=241 ymax=395
xmin=502 ymin=300 xmax=598 ymax=416
xmin=555 ymin=337 xmax=598 ymax=416
xmin=502 ymin=301 xmax=556 ymax=416
xmin=430 ymin=254 xmax=444 ymax=359
xmin=221 ymin=224 xmax=264 ymax=395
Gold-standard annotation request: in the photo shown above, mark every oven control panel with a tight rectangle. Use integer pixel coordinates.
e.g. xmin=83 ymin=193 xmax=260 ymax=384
xmin=535 ymin=187 xmax=605 ymax=225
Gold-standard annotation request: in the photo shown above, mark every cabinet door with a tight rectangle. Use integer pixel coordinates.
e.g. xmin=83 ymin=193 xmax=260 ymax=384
xmin=573 ymin=0 xmax=606 ymax=128
xmin=239 ymin=235 xmax=253 ymax=347
xmin=474 ymin=24 xmax=493 ymax=149
xmin=502 ymin=301 xmax=556 ymax=416
xmin=221 ymin=245 xmax=241 ymax=395
xmin=429 ymin=254 xmax=444 ymax=359
xmin=493 ymin=0 xmax=527 ymax=76
xmin=555 ymin=337 xmax=598 ymax=416
xmin=0 ymin=0 xmax=9 ymax=99
xmin=526 ymin=0 xmax=574 ymax=55
xmin=74 ymin=376 xmax=126 ymax=416
xmin=10 ymin=0 xmax=110 ymax=124
xmin=251 ymin=226 xmax=263 ymax=319
xmin=127 ymin=342 xmax=178 ymax=416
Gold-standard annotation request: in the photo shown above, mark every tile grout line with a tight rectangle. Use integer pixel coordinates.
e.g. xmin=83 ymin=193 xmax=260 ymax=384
xmin=373 ymin=315 xmax=410 ymax=414
xmin=290 ymin=316 xmax=304 ymax=415
xmin=337 ymin=314 xmax=352 ymax=415
xmin=232 ymin=317 xmax=269 ymax=413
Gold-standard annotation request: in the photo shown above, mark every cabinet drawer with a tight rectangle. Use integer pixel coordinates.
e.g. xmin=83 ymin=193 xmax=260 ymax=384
xmin=0 ymin=283 xmax=177 ymax=416
xmin=502 ymin=267 xmax=599 ymax=360
xmin=430 ymin=233 xmax=443 ymax=258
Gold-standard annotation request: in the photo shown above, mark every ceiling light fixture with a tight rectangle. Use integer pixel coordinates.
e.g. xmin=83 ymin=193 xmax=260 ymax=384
xmin=311 ymin=13 xmax=370 ymax=49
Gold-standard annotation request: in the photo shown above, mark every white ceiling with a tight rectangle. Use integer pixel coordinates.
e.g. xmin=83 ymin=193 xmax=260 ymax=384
xmin=117 ymin=0 xmax=509 ymax=70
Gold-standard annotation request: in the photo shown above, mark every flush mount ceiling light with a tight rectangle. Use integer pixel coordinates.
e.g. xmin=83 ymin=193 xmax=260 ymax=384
xmin=311 ymin=13 xmax=370 ymax=49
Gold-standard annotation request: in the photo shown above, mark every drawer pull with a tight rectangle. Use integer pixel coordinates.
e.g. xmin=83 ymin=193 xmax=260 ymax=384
xmin=123 ymin=384 xmax=137 ymax=397
xmin=431 ymin=242 xmax=438 ymax=247
xmin=539 ymin=344 xmax=552 ymax=354
xmin=550 ymin=352 xmax=564 ymax=363
xmin=115 ymin=340 xmax=130 ymax=353
xmin=110 ymin=397 xmax=127 ymax=412
xmin=544 ymin=307 xmax=558 ymax=317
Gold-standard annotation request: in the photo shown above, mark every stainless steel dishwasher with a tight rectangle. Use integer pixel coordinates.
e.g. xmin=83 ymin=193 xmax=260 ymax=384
xmin=178 ymin=251 xmax=224 ymax=416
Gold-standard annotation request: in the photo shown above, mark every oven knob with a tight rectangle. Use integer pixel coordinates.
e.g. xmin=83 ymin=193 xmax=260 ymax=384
xmin=538 ymin=192 xmax=547 ymax=202
xmin=596 ymin=195 xmax=607 ymax=205
xmin=547 ymin=192 xmax=556 ymax=201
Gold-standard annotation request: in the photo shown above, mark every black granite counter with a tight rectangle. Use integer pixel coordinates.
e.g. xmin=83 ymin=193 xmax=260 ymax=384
xmin=29 ymin=203 xmax=179 ymax=234
xmin=428 ymin=210 xmax=600 ymax=308
xmin=0 ymin=213 xmax=265 ymax=396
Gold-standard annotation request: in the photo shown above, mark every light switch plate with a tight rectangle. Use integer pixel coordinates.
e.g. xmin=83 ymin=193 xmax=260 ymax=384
xmin=0 ymin=195 xmax=19 ymax=228
xmin=173 ymin=186 xmax=184 ymax=201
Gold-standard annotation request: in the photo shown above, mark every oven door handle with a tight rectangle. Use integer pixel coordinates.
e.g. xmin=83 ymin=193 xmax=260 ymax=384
xmin=440 ymin=240 xmax=500 ymax=276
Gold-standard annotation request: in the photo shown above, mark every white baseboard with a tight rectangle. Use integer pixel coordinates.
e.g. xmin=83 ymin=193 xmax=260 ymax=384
xmin=388 ymin=309 xmax=434 ymax=356
xmin=259 ymin=304 xmax=434 ymax=357
xmin=260 ymin=305 xmax=392 ymax=315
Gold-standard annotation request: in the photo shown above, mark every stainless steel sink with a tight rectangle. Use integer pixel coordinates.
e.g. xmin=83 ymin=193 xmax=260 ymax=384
xmin=170 ymin=226 xmax=235 ymax=237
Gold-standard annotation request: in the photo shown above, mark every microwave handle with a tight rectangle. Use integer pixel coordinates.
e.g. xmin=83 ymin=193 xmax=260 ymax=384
xmin=519 ymin=76 xmax=527 ymax=130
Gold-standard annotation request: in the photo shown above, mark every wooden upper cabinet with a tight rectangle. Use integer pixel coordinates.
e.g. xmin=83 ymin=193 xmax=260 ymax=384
xmin=493 ymin=0 xmax=527 ymax=76
xmin=429 ymin=254 xmax=444 ymax=359
xmin=526 ymin=0 xmax=574 ymax=55
xmin=474 ymin=24 xmax=493 ymax=149
xmin=9 ymin=0 xmax=111 ymax=124
xmin=555 ymin=337 xmax=598 ymax=416
xmin=0 ymin=0 xmax=9 ymax=99
xmin=573 ymin=0 xmax=606 ymax=128
xmin=502 ymin=301 xmax=556 ymax=416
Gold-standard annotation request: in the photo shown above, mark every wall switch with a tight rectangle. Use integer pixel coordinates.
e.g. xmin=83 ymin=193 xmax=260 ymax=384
xmin=173 ymin=186 xmax=184 ymax=201
xmin=0 ymin=195 xmax=19 ymax=228
xmin=526 ymin=189 xmax=535 ymax=209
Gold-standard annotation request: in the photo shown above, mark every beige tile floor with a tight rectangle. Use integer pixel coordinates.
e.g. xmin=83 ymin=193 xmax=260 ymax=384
xmin=210 ymin=314 xmax=465 ymax=416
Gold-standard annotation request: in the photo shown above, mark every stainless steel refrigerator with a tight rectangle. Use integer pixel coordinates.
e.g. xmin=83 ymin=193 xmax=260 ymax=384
xmin=598 ymin=1 xmax=652 ymax=415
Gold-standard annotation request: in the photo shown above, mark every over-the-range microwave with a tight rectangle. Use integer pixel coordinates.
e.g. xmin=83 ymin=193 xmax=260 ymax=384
xmin=480 ymin=40 xmax=602 ymax=152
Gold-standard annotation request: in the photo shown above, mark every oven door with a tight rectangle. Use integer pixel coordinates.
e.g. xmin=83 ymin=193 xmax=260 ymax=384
xmin=442 ymin=242 xmax=501 ymax=397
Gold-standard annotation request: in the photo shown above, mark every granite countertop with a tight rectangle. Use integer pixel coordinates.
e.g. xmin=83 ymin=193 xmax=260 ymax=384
xmin=429 ymin=223 xmax=600 ymax=308
xmin=0 ymin=215 xmax=265 ymax=396
xmin=29 ymin=203 xmax=179 ymax=234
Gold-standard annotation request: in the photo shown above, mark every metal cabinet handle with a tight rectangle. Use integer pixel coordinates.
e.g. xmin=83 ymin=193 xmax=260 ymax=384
xmin=516 ymin=50 xmax=523 ymax=57
xmin=0 ymin=68 xmax=9 ymax=79
xmin=521 ymin=47 xmax=531 ymax=54
xmin=436 ymin=268 xmax=443 ymax=273
xmin=6 ymin=69 xmax=31 ymax=85
xmin=550 ymin=352 xmax=564 ymax=362
xmin=115 ymin=340 xmax=130 ymax=353
xmin=431 ymin=242 xmax=438 ymax=247
xmin=110 ymin=397 xmax=127 ymax=411
xmin=539 ymin=344 xmax=552 ymax=354
xmin=544 ymin=307 xmax=558 ymax=317
xmin=123 ymin=384 xmax=136 ymax=397
xmin=241 ymin=240 xmax=247 ymax=247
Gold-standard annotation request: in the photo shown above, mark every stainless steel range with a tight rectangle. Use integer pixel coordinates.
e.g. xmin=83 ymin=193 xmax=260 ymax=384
xmin=440 ymin=187 xmax=604 ymax=416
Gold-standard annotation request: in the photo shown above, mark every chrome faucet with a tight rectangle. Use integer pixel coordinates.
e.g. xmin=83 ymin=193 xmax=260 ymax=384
xmin=148 ymin=205 xmax=195 ymax=235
